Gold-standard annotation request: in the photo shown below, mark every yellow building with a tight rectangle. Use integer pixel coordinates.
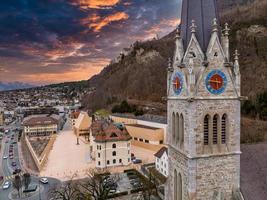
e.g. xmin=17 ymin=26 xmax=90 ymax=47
xmin=125 ymin=124 xmax=164 ymax=151
xmin=110 ymin=115 xmax=137 ymax=124
xmin=0 ymin=112 xmax=4 ymax=126
xmin=74 ymin=111 xmax=91 ymax=137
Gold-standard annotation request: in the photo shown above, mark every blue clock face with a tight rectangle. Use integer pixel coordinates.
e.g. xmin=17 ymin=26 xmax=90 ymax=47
xmin=172 ymin=72 xmax=183 ymax=95
xmin=205 ymin=70 xmax=227 ymax=95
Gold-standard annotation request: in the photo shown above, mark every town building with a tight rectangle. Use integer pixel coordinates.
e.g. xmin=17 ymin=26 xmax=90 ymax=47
xmin=126 ymin=124 xmax=164 ymax=151
xmin=154 ymin=147 xmax=168 ymax=177
xmin=165 ymin=0 xmax=242 ymax=199
xmin=90 ymin=120 xmax=132 ymax=168
xmin=74 ymin=111 xmax=91 ymax=138
xmin=22 ymin=115 xmax=58 ymax=136
xmin=0 ymin=111 xmax=4 ymax=126
xmin=69 ymin=110 xmax=80 ymax=128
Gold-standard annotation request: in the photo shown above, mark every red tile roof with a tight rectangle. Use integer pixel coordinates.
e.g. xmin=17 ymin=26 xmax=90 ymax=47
xmin=70 ymin=111 xmax=80 ymax=119
xmin=23 ymin=115 xmax=58 ymax=126
xmin=91 ymin=120 xmax=132 ymax=143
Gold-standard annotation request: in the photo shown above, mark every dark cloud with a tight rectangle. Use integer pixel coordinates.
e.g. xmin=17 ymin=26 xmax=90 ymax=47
xmin=0 ymin=0 xmax=181 ymax=84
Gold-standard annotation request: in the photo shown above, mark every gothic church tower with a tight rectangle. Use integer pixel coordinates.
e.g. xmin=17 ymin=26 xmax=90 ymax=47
xmin=166 ymin=0 xmax=242 ymax=199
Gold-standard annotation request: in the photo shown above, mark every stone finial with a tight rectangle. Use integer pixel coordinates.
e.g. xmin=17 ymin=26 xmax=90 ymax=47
xmin=212 ymin=18 xmax=218 ymax=32
xmin=175 ymin=27 xmax=181 ymax=39
xmin=190 ymin=20 xmax=197 ymax=33
xmin=223 ymin=23 xmax=230 ymax=36
xmin=234 ymin=49 xmax=239 ymax=61
xmin=167 ymin=58 xmax=173 ymax=72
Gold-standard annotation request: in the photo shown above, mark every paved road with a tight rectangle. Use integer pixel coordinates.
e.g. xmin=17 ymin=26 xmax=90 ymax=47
xmin=0 ymin=125 xmax=61 ymax=200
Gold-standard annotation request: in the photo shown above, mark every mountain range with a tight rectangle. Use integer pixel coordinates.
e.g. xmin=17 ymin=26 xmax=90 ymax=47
xmin=0 ymin=82 xmax=35 ymax=91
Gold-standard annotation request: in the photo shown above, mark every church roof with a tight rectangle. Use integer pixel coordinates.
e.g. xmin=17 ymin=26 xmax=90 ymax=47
xmin=181 ymin=0 xmax=220 ymax=51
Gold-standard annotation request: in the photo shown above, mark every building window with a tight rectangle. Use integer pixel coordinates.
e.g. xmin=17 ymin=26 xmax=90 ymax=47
xmin=204 ymin=115 xmax=209 ymax=145
xmin=128 ymin=150 xmax=130 ymax=154
xmin=112 ymin=143 xmax=116 ymax=148
xmin=175 ymin=113 xmax=179 ymax=144
xmin=113 ymin=159 xmax=116 ymax=164
xmin=98 ymin=153 xmax=100 ymax=158
xmin=119 ymin=159 xmax=122 ymax=163
xmin=128 ymin=158 xmax=130 ymax=162
xmin=139 ymin=138 xmax=143 ymax=142
xmin=213 ymin=115 xmax=219 ymax=144
xmin=134 ymin=137 xmax=138 ymax=140
xmin=221 ymin=114 xmax=227 ymax=144
xmin=172 ymin=112 xmax=175 ymax=143
xmin=98 ymin=161 xmax=101 ymax=166
xmin=160 ymin=140 xmax=163 ymax=144
xmin=180 ymin=114 xmax=184 ymax=145
xmin=112 ymin=151 xmax=116 ymax=156
xmin=107 ymin=160 xmax=110 ymax=165
xmin=145 ymin=140 xmax=149 ymax=143
xmin=174 ymin=170 xmax=182 ymax=200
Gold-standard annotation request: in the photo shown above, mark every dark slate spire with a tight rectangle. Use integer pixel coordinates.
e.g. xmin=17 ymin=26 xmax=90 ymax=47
xmin=181 ymin=0 xmax=219 ymax=51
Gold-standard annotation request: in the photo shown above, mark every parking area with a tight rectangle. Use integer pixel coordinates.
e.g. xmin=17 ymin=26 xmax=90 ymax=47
xmin=131 ymin=145 xmax=156 ymax=164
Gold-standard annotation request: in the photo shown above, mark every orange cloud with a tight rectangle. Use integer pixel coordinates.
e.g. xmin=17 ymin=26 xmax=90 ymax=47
xmin=19 ymin=59 xmax=110 ymax=85
xmin=82 ymin=12 xmax=129 ymax=32
xmin=71 ymin=0 xmax=120 ymax=9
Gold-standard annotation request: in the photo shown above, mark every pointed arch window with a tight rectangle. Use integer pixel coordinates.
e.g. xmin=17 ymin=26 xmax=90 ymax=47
xmin=213 ymin=115 xmax=219 ymax=144
xmin=176 ymin=113 xmax=180 ymax=144
xmin=172 ymin=112 xmax=175 ymax=143
xmin=204 ymin=115 xmax=209 ymax=145
xmin=174 ymin=170 xmax=182 ymax=200
xmin=180 ymin=114 xmax=184 ymax=145
xmin=221 ymin=114 xmax=227 ymax=144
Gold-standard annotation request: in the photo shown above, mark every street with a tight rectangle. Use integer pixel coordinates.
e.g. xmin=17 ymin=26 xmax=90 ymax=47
xmin=0 ymin=122 xmax=61 ymax=200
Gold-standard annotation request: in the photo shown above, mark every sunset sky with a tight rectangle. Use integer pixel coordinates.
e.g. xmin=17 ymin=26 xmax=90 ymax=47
xmin=0 ymin=0 xmax=181 ymax=85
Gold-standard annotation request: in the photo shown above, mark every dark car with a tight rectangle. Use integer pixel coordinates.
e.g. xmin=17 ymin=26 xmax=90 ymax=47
xmin=13 ymin=168 xmax=21 ymax=175
xmin=133 ymin=159 xmax=142 ymax=164
xmin=11 ymin=162 xmax=16 ymax=167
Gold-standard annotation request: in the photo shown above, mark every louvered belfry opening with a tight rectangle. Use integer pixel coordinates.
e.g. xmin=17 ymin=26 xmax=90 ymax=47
xmin=204 ymin=115 xmax=209 ymax=145
xmin=221 ymin=114 xmax=227 ymax=144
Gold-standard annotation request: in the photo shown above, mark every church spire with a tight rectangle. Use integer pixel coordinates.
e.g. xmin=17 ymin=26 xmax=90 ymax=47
xmin=181 ymin=0 xmax=219 ymax=51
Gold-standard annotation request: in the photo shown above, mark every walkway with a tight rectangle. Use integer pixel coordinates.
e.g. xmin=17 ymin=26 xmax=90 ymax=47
xmin=40 ymin=120 xmax=94 ymax=181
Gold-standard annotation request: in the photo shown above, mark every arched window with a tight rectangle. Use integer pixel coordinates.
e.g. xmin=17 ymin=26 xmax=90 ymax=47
xmin=172 ymin=112 xmax=175 ymax=143
xmin=113 ymin=159 xmax=116 ymax=164
xmin=180 ymin=114 xmax=184 ymax=145
xmin=174 ymin=170 xmax=182 ymax=200
xmin=213 ymin=115 xmax=219 ymax=144
xmin=112 ymin=151 xmax=116 ymax=156
xmin=204 ymin=115 xmax=209 ymax=145
xmin=112 ymin=143 xmax=116 ymax=148
xmin=174 ymin=170 xmax=177 ymax=200
xmin=221 ymin=114 xmax=227 ymax=144
xmin=176 ymin=113 xmax=179 ymax=144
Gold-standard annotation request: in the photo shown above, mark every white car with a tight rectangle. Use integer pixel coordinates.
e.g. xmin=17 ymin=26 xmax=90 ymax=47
xmin=3 ymin=156 xmax=8 ymax=159
xmin=40 ymin=177 xmax=48 ymax=184
xmin=2 ymin=181 xmax=10 ymax=190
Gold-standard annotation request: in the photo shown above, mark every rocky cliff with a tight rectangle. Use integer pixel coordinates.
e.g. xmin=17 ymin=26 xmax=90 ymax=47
xmin=83 ymin=0 xmax=267 ymax=113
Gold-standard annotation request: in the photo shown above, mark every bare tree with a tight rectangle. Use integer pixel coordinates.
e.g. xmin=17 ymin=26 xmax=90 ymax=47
xmin=50 ymin=180 xmax=86 ymax=200
xmin=141 ymin=172 xmax=160 ymax=200
xmin=79 ymin=169 xmax=119 ymax=200
xmin=13 ymin=175 xmax=22 ymax=198
xmin=23 ymin=173 xmax=31 ymax=190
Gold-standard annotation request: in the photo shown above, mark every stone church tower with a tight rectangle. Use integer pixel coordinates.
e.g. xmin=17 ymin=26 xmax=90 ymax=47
xmin=165 ymin=0 xmax=242 ymax=199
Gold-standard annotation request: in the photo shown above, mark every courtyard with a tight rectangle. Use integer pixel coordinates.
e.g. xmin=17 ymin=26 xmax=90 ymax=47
xmin=40 ymin=120 xmax=93 ymax=180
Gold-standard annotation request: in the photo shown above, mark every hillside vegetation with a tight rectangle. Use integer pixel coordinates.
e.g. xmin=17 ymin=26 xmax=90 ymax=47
xmin=83 ymin=0 xmax=267 ymax=117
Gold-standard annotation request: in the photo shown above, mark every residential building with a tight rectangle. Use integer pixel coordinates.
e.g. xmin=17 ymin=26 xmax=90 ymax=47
xmin=90 ymin=120 xmax=132 ymax=168
xmin=22 ymin=115 xmax=58 ymax=136
xmin=154 ymin=147 xmax=168 ymax=177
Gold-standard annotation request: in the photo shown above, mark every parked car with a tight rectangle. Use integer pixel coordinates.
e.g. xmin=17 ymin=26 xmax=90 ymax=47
xmin=3 ymin=156 xmax=8 ymax=159
xmin=11 ymin=162 xmax=16 ymax=167
xmin=132 ymin=159 xmax=142 ymax=164
xmin=40 ymin=177 xmax=48 ymax=184
xmin=2 ymin=181 xmax=10 ymax=190
xmin=13 ymin=168 xmax=21 ymax=174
